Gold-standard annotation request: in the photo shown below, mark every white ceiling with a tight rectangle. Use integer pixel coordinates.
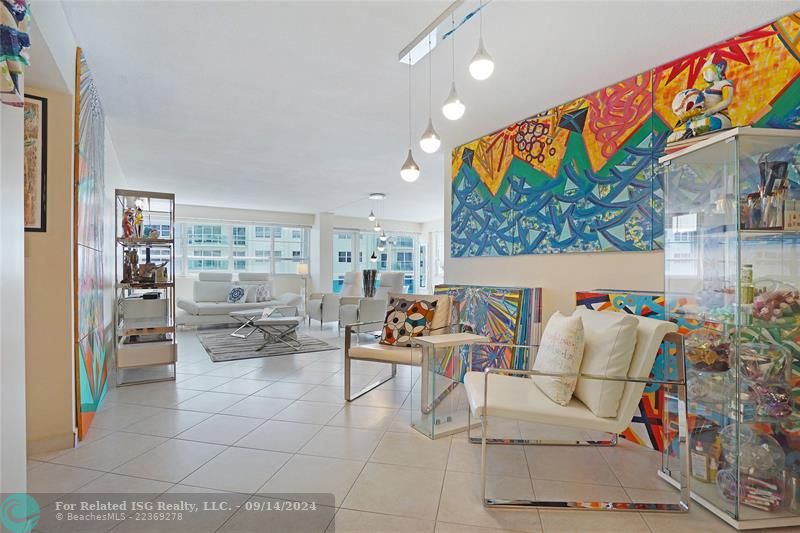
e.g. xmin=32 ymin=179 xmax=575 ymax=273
xmin=56 ymin=0 xmax=800 ymax=222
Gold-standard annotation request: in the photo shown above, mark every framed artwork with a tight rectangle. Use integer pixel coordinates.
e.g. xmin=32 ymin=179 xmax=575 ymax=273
xmin=23 ymin=93 xmax=47 ymax=232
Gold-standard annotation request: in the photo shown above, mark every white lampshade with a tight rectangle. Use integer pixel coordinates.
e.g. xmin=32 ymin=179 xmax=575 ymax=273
xmin=377 ymin=243 xmax=385 ymax=252
xmin=367 ymin=209 xmax=376 ymax=222
xmin=400 ymin=149 xmax=420 ymax=182
xmin=469 ymin=38 xmax=494 ymax=80
xmin=297 ymin=263 xmax=309 ymax=276
xmin=373 ymin=221 xmax=382 ymax=232
xmin=441 ymin=82 xmax=465 ymax=121
xmin=419 ymin=118 xmax=441 ymax=154
xmin=370 ymin=251 xmax=378 ymax=262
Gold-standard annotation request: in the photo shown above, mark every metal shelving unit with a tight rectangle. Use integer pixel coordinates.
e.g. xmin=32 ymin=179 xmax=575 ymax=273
xmin=114 ymin=189 xmax=177 ymax=386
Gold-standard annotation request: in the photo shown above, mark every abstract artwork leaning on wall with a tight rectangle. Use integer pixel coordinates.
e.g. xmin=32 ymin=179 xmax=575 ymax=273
xmin=452 ymin=12 xmax=800 ymax=257
xmin=73 ymin=48 xmax=108 ymax=439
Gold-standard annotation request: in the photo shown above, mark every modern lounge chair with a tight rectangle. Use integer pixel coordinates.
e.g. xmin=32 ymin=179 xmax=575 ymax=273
xmin=338 ymin=272 xmax=405 ymax=334
xmin=308 ymin=271 xmax=362 ymax=329
xmin=463 ymin=309 xmax=690 ymax=513
xmin=343 ymin=292 xmax=455 ymax=402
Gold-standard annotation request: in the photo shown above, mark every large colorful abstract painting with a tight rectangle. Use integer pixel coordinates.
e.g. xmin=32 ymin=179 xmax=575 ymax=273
xmin=577 ymin=290 xmax=673 ymax=451
xmin=73 ymin=48 xmax=107 ymax=439
xmin=433 ymin=284 xmax=541 ymax=381
xmin=453 ymin=12 xmax=800 ymax=257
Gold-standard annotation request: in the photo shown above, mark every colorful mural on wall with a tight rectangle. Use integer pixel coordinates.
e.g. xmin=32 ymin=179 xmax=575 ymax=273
xmin=74 ymin=48 xmax=107 ymax=439
xmin=433 ymin=284 xmax=541 ymax=381
xmin=576 ymin=290 xmax=671 ymax=451
xmin=452 ymin=12 xmax=800 ymax=257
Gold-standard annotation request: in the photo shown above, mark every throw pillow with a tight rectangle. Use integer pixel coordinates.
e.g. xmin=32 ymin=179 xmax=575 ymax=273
xmin=573 ymin=308 xmax=638 ymax=418
xmin=380 ymin=297 xmax=437 ymax=347
xmin=255 ymin=285 xmax=271 ymax=303
xmin=227 ymin=286 xmax=246 ymax=304
xmin=531 ymin=311 xmax=585 ymax=406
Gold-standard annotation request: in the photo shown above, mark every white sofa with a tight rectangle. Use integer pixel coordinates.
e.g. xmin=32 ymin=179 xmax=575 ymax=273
xmin=177 ymin=272 xmax=302 ymax=327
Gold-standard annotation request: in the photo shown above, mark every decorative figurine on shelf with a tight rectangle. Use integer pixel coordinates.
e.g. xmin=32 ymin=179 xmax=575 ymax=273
xmin=134 ymin=206 xmax=144 ymax=238
xmin=128 ymin=249 xmax=139 ymax=281
xmin=121 ymin=207 xmax=134 ymax=239
xmin=148 ymin=228 xmax=159 ymax=239
xmin=122 ymin=253 xmax=132 ymax=283
xmin=668 ymin=56 xmax=734 ymax=145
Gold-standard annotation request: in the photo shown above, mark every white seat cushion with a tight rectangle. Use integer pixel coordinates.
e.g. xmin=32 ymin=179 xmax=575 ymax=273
xmin=573 ymin=308 xmax=639 ymax=418
xmin=531 ymin=311 xmax=585 ymax=406
xmin=348 ymin=344 xmax=422 ymax=365
xmin=464 ymin=372 xmax=628 ymax=434
xmin=191 ymin=302 xmax=265 ymax=316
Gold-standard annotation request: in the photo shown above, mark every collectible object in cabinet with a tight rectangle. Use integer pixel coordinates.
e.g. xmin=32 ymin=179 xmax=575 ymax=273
xmin=660 ymin=128 xmax=800 ymax=529
xmin=114 ymin=189 xmax=177 ymax=385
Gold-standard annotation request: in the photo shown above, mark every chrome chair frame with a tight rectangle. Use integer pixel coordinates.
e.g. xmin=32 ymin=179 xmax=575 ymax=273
xmin=343 ymin=321 xmax=467 ymax=408
xmin=468 ymin=331 xmax=690 ymax=513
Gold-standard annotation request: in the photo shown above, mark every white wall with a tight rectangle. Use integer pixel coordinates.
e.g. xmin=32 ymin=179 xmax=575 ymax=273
xmin=0 ymin=88 xmax=28 ymax=492
xmin=442 ymin=157 xmax=664 ymax=323
xmin=177 ymin=204 xmax=314 ymax=227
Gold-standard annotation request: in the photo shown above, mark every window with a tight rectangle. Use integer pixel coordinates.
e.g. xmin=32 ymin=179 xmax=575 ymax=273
xmin=232 ymin=250 xmax=246 ymax=271
xmin=331 ymin=230 xmax=420 ymax=293
xmin=255 ymin=250 xmax=270 ymax=265
xmin=188 ymin=249 xmax=227 ymax=270
xmin=232 ymin=226 xmax=246 ymax=246
xmin=187 ymin=225 xmax=225 ymax=245
xmin=395 ymin=251 xmax=413 ymax=271
xmin=176 ymin=222 xmax=309 ymax=276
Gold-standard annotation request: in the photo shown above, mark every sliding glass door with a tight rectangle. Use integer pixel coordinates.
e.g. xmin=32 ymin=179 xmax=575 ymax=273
xmin=332 ymin=229 xmax=422 ymax=294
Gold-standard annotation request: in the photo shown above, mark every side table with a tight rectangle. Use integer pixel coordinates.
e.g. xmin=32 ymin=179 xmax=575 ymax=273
xmin=410 ymin=333 xmax=489 ymax=439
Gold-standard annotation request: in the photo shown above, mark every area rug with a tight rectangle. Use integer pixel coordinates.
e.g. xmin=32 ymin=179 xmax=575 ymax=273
xmin=198 ymin=330 xmax=338 ymax=362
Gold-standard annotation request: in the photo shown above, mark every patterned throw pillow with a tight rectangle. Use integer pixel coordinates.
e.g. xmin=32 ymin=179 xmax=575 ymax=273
xmin=255 ymin=285 xmax=270 ymax=303
xmin=380 ymin=297 xmax=437 ymax=347
xmin=227 ymin=286 xmax=246 ymax=304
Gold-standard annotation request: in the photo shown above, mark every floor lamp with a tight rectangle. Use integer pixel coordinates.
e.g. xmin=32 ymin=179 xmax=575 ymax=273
xmin=297 ymin=263 xmax=309 ymax=316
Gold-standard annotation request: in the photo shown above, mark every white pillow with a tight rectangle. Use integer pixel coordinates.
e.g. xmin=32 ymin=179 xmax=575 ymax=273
xmin=255 ymin=285 xmax=271 ymax=302
xmin=531 ymin=311 xmax=585 ymax=406
xmin=227 ymin=285 xmax=247 ymax=304
xmin=573 ymin=308 xmax=639 ymax=418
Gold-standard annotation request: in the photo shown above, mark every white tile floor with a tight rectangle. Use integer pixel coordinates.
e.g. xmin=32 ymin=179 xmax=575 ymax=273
xmin=26 ymin=325 xmax=788 ymax=533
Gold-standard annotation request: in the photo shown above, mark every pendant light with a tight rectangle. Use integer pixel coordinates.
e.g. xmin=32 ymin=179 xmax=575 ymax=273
xmin=373 ymin=220 xmax=382 ymax=233
xmin=400 ymin=61 xmax=421 ymax=182
xmin=377 ymin=242 xmax=386 ymax=252
xmin=419 ymin=36 xmax=441 ymax=154
xmin=379 ymin=230 xmax=387 ymax=242
xmin=469 ymin=1 xmax=494 ymax=80
xmin=441 ymin=15 xmax=465 ymax=121
xmin=368 ymin=209 xmax=376 ymax=222
xmin=370 ymin=250 xmax=378 ymax=263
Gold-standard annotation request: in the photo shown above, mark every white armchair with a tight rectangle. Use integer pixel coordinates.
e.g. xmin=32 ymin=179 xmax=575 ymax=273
xmin=338 ymin=272 xmax=405 ymax=334
xmin=308 ymin=271 xmax=362 ymax=329
xmin=463 ymin=309 xmax=689 ymax=514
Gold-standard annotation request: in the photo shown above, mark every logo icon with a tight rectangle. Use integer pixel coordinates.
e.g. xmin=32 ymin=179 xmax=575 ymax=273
xmin=0 ymin=493 xmax=40 ymax=533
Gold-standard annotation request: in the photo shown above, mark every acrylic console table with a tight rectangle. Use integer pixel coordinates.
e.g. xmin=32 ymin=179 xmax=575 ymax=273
xmin=409 ymin=333 xmax=489 ymax=439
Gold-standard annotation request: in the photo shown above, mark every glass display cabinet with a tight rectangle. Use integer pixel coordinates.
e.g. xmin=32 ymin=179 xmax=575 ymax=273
xmin=660 ymin=128 xmax=800 ymax=529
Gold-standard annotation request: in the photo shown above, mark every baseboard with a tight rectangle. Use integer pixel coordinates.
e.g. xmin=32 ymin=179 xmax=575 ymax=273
xmin=27 ymin=431 xmax=74 ymax=456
